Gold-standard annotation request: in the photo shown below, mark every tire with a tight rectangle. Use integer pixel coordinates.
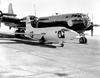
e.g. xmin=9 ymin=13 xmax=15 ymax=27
xmin=84 ymin=37 xmax=87 ymax=44
xmin=15 ymin=29 xmax=25 ymax=38
xmin=39 ymin=36 xmax=45 ymax=44
xmin=79 ymin=37 xmax=87 ymax=44
xmin=61 ymin=43 xmax=64 ymax=47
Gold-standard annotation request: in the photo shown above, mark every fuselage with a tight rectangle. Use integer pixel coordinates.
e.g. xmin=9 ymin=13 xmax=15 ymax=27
xmin=1 ymin=15 xmax=25 ymax=28
xmin=0 ymin=12 xmax=91 ymax=34
xmin=25 ymin=26 xmax=78 ymax=44
xmin=35 ymin=13 xmax=91 ymax=33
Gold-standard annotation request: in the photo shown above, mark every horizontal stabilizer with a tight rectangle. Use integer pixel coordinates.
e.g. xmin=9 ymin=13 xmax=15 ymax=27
xmin=3 ymin=13 xmax=17 ymax=16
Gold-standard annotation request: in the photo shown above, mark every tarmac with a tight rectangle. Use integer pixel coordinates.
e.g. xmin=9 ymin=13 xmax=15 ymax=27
xmin=0 ymin=26 xmax=100 ymax=78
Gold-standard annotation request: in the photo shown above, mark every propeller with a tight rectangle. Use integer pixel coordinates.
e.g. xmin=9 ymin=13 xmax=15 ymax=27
xmin=91 ymin=14 xmax=94 ymax=36
xmin=91 ymin=22 xmax=93 ymax=36
xmin=87 ymin=13 xmax=100 ymax=36
xmin=0 ymin=10 xmax=17 ymax=28
xmin=0 ymin=11 xmax=3 ymax=28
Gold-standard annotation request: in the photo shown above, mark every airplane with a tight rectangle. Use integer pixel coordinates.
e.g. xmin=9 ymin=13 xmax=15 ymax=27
xmin=0 ymin=3 xmax=99 ymax=45
xmin=18 ymin=16 xmax=78 ymax=47
xmin=37 ymin=13 xmax=99 ymax=43
xmin=0 ymin=3 xmax=78 ymax=47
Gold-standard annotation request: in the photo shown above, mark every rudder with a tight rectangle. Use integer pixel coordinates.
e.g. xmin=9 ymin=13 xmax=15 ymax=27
xmin=24 ymin=17 xmax=34 ymax=33
xmin=8 ymin=3 xmax=14 ymax=14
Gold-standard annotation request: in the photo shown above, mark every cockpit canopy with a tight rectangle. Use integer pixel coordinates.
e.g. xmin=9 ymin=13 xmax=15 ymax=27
xmin=21 ymin=15 xmax=37 ymax=21
xmin=71 ymin=13 xmax=90 ymax=20
xmin=71 ymin=14 xmax=82 ymax=17
xmin=21 ymin=15 xmax=38 ymax=27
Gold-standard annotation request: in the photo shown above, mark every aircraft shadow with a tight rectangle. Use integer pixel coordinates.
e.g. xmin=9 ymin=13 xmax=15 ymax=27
xmin=12 ymin=39 xmax=57 ymax=48
xmin=0 ymin=33 xmax=15 ymax=38
xmin=0 ymin=33 xmax=56 ymax=48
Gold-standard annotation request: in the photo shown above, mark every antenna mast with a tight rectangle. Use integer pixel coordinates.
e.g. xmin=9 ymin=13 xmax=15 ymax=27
xmin=34 ymin=4 xmax=36 ymax=16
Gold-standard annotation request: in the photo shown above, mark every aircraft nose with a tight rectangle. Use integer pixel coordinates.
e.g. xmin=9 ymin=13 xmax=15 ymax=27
xmin=65 ymin=30 xmax=78 ymax=40
xmin=70 ymin=30 xmax=78 ymax=36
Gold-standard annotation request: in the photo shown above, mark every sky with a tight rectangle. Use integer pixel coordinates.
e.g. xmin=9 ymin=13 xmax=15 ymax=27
xmin=0 ymin=0 xmax=100 ymax=24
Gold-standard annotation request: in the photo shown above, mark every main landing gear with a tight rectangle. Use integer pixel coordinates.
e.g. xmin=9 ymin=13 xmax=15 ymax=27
xmin=79 ymin=33 xmax=87 ymax=44
xmin=39 ymin=36 xmax=46 ymax=44
xmin=39 ymin=36 xmax=65 ymax=47
xmin=61 ymin=42 xmax=64 ymax=47
xmin=15 ymin=29 xmax=25 ymax=38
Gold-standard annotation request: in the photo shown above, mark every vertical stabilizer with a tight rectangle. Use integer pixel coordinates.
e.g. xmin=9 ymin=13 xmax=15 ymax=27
xmin=8 ymin=3 xmax=14 ymax=14
xmin=25 ymin=17 xmax=34 ymax=33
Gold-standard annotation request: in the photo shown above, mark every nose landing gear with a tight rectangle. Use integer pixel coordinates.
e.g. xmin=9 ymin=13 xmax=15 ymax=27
xmin=39 ymin=36 xmax=45 ymax=44
xmin=58 ymin=31 xmax=65 ymax=47
xmin=15 ymin=29 xmax=25 ymax=38
xmin=61 ymin=42 xmax=64 ymax=47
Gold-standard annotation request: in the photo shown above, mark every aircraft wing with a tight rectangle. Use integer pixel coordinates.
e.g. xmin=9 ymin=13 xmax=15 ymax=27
xmin=0 ymin=11 xmax=26 ymax=29
xmin=0 ymin=3 xmax=26 ymax=29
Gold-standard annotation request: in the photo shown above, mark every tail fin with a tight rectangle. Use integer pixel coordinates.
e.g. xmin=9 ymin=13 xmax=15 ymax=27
xmin=8 ymin=3 xmax=14 ymax=14
xmin=24 ymin=17 xmax=34 ymax=33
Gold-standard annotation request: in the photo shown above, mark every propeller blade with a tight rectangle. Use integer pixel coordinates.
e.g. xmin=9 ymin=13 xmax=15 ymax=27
xmin=91 ymin=13 xmax=93 ymax=36
xmin=0 ymin=22 xmax=1 ymax=28
xmin=0 ymin=11 xmax=3 ymax=28
xmin=91 ymin=25 xmax=93 ymax=36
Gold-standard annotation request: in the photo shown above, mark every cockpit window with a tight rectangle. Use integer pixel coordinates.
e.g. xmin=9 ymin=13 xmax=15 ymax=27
xmin=77 ymin=15 xmax=81 ymax=17
xmin=30 ymin=16 xmax=36 ymax=20
xmin=81 ymin=14 xmax=90 ymax=20
xmin=71 ymin=14 xmax=82 ymax=17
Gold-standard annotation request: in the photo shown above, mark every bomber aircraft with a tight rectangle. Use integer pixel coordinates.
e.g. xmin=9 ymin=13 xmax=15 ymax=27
xmin=19 ymin=16 xmax=78 ymax=47
xmin=37 ymin=13 xmax=99 ymax=44
xmin=0 ymin=3 xmax=78 ymax=47
xmin=0 ymin=3 xmax=99 ymax=45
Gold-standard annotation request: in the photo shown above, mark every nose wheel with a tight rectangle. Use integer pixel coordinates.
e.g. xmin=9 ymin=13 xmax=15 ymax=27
xmin=39 ymin=36 xmax=45 ymax=44
xmin=15 ymin=29 xmax=25 ymax=38
xmin=61 ymin=43 xmax=64 ymax=47
xmin=79 ymin=37 xmax=87 ymax=44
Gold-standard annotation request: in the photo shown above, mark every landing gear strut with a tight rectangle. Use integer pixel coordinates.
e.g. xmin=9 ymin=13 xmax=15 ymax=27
xmin=39 ymin=36 xmax=45 ymax=44
xmin=15 ymin=29 xmax=25 ymax=38
xmin=61 ymin=43 xmax=64 ymax=47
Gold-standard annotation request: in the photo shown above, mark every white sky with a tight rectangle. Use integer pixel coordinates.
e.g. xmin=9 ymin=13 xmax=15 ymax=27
xmin=0 ymin=0 xmax=100 ymax=24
